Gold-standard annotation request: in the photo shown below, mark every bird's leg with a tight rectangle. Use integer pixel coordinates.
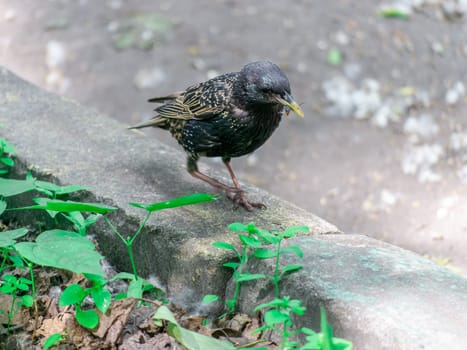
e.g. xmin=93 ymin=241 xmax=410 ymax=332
xmin=222 ymin=158 xmax=266 ymax=211
xmin=187 ymin=156 xmax=236 ymax=194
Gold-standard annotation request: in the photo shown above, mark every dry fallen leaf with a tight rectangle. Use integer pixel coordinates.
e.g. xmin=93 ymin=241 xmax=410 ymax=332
xmin=120 ymin=331 xmax=179 ymax=350
xmin=93 ymin=298 xmax=137 ymax=345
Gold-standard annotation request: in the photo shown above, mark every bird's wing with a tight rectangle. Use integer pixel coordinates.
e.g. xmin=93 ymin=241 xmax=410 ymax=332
xmin=153 ymin=74 xmax=236 ymax=121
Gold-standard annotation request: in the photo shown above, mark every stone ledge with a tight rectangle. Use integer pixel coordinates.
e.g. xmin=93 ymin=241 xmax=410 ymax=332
xmin=1 ymin=68 xmax=466 ymax=349
xmin=237 ymin=234 xmax=467 ymax=349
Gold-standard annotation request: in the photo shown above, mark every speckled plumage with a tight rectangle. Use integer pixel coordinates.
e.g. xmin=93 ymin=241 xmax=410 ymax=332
xmin=130 ymin=61 xmax=304 ymax=210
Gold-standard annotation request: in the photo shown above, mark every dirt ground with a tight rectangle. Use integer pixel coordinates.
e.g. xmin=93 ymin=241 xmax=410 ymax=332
xmin=1 ymin=0 xmax=466 ymax=276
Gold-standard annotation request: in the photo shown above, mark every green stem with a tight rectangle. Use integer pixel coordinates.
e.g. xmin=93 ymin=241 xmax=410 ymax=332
xmin=102 ymin=215 xmax=127 ymax=244
xmin=28 ymin=261 xmax=39 ymax=332
xmin=231 ymin=243 xmax=249 ymax=314
xmin=28 ymin=262 xmax=36 ymax=305
xmin=129 ymin=211 xmax=152 ymax=245
xmin=127 ymin=244 xmax=138 ymax=280
xmin=7 ymin=293 xmax=15 ymax=333
xmin=103 ymin=211 xmax=152 ymax=281
xmin=274 ymin=239 xmax=282 ymax=300
xmin=0 ymin=248 xmax=9 ymax=273
xmin=280 ymin=320 xmax=289 ymax=350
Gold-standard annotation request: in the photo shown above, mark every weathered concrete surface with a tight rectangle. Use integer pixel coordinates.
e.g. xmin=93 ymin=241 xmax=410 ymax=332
xmin=0 ymin=67 xmax=336 ymax=301
xmin=1 ymin=68 xmax=467 ymax=349
xmin=237 ymin=234 xmax=467 ymax=349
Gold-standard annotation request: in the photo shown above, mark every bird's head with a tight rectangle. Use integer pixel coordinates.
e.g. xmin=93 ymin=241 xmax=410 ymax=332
xmin=238 ymin=61 xmax=304 ymax=117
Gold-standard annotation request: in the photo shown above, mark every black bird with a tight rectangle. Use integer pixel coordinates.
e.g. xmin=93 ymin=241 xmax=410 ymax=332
xmin=130 ymin=61 xmax=304 ymax=210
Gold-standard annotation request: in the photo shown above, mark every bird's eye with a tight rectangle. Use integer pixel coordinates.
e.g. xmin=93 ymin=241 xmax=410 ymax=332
xmin=261 ymin=87 xmax=273 ymax=93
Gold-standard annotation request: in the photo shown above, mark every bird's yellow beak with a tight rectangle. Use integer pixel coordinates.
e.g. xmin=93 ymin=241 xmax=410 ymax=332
xmin=275 ymin=93 xmax=304 ymax=118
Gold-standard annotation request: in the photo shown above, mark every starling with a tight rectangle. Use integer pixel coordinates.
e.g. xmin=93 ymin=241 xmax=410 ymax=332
xmin=130 ymin=61 xmax=304 ymax=210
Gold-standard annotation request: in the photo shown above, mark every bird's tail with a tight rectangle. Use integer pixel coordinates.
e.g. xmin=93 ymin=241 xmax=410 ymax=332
xmin=148 ymin=92 xmax=181 ymax=103
xmin=128 ymin=117 xmax=169 ymax=130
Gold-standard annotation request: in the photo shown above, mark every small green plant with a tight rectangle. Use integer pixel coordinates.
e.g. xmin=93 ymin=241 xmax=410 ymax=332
xmin=254 ymin=296 xmax=307 ymax=349
xmin=59 ymin=274 xmax=111 ymax=329
xmin=0 ymin=137 xmax=15 ymax=176
xmin=212 ymin=223 xmax=352 ymax=350
xmin=110 ymin=272 xmax=161 ymax=300
xmin=43 ymin=333 xmax=64 ymax=349
xmin=0 ymin=274 xmax=33 ymax=331
xmin=212 ymin=222 xmax=269 ymax=314
xmin=300 ymin=307 xmax=352 ymax=350
xmin=0 ymin=168 xmax=217 ymax=331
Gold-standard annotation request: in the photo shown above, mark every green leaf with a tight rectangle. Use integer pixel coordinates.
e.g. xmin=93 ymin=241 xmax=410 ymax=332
xmin=281 ymin=264 xmax=303 ymax=276
xmin=328 ymin=48 xmax=342 ymax=66
xmin=91 ymin=288 xmax=111 ymax=314
xmin=84 ymin=214 xmax=100 ymax=227
xmin=33 ymin=197 xmax=59 ymax=218
xmin=212 ymin=241 xmax=236 ymax=252
xmin=222 ymin=262 xmax=239 ymax=269
xmin=281 ymin=245 xmax=304 ymax=258
xmin=228 ymin=222 xmax=248 ymax=232
xmin=264 ymin=309 xmax=290 ymax=325
xmin=63 ymin=211 xmax=84 ymax=227
xmin=76 ymin=307 xmax=99 ymax=329
xmin=0 ymin=157 xmax=14 ymax=167
xmin=283 ymin=226 xmax=309 ymax=238
xmin=202 ymin=295 xmax=219 ymax=304
xmin=380 ymin=7 xmax=410 ymax=19
xmin=20 ymin=295 xmax=33 ymax=307
xmin=43 ymin=333 xmax=64 ymax=349
xmin=320 ymin=306 xmax=333 ymax=350
xmin=238 ymin=234 xmax=262 ymax=248
xmin=13 ymin=199 xmax=117 ymax=214
xmin=1 ymin=141 xmax=15 ymax=155
xmin=0 ymin=200 xmax=6 ymax=215
xmin=127 ymin=279 xmax=144 ymax=299
xmin=289 ymin=300 xmax=306 ymax=316
xmin=32 ymin=180 xmax=60 ymax=192
xmin=17 ymin=277 xmax=32 ymax=291
xmin=55 ymin=185 xmax=88 ymax=195
xmin=130 ymin=193 xmax=217 ymax=212
xmin=44 ymin=200 xmax=117 ymax=214
xmin=15 ymin=230 xmax=104 ymax=276
xmin=236 ymin=273 xmax=265 ymax=283
xmin=318 ymin=306 xmax=352 ymax=350
xmin=253 ymin=248 xmax=276 ymax=259
xmin=257 ymin=231 xmax=279 ymax=244
xmin=254 ymin=299 xmax=284 ymax=312
xmin=114 ymin=292 xmax=127 ymax=300
xmin=9 ymin=254 xmax=25 ymax=268
xmin=110 ymin=272 xmax=137 ymax=282
xmin=84 ymin=273 xmax=107 ymax=286
xmin=3 ymin=275 xmax=17 ymax=283
xmin=59 ymin=284 xmax=87 ymax=306
xmin=153 ymin=305 xmax=234 ymax=350
xmin=318 ymin=306 xmax=353 ymax=350
xmin=0 ymin=228 xmax=28 ymax=247
xmin=0 ymin=177 xmax=35 ymax=197
xmin=0 ymin=283 xmax=15 ymax=293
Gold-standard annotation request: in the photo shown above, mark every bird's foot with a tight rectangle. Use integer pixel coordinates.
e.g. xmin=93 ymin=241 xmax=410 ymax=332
xmin=226 ymin=189 xmax=266 ymax=211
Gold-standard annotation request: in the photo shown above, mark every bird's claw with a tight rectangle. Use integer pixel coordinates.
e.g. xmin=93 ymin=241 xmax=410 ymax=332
xmin=226 ymin=189 xmax=266 ymax=211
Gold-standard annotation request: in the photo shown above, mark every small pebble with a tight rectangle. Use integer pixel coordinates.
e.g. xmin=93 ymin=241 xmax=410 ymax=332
xmin=445 ymin=81 xmax=465 ymax=105
xmin=46 ymin=41 xmax=67 ymax=68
